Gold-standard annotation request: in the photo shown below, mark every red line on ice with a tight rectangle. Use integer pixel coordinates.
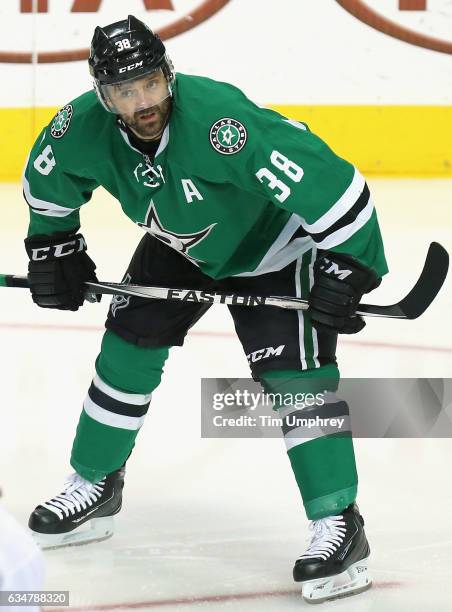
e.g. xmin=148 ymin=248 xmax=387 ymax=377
xmin=46 ymin=581 xmax=403 ymax=611
xmin=0 ymin=321 xmax=450 ymax=354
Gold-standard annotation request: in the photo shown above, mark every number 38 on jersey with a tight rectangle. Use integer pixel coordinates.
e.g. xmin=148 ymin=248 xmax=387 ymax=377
xmin=256 ymin=150 xmax=304 ymax=203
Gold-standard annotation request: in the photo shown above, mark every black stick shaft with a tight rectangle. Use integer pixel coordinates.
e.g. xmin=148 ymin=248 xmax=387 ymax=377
xmin=0 ymin=242 xmax=448 ymax=320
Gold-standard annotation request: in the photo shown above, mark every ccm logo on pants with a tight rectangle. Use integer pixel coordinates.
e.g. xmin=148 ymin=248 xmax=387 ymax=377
xmin=247 ymin=345 xmax=285 ymax=363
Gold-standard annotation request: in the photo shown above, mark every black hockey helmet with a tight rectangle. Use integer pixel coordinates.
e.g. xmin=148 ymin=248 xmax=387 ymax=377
xmin=89 ymin=15 xmax=174 ymax=111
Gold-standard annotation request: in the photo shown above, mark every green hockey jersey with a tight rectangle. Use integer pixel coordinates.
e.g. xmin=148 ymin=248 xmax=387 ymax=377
xmin=23 ymin=73 xmax=388 ymax=279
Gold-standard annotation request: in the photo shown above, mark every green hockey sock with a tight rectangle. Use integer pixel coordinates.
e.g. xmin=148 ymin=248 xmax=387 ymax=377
xmin=71 ymin=331 xmax=169 ymax=482
xmin=259 ymin=365 xmax=358 ymax=520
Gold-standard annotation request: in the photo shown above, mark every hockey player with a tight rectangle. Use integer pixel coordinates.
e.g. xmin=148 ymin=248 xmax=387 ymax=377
xmin=24 ymin=15 xmax=386 ymax=603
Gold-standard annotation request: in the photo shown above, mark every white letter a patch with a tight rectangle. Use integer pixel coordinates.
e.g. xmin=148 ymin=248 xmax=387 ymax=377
xmin=181 ymin=179 xmax=203 ymax=203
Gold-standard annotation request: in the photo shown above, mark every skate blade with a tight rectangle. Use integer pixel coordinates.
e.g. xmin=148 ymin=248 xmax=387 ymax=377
xmin=301 ymin=557 xmax=372 ymax=604
xmin=30 ymin=516 xmax=114 ymax=550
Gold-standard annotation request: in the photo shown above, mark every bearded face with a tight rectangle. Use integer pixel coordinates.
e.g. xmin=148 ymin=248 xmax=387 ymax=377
xmin=105 ymin=68 xmax=172 ymax=140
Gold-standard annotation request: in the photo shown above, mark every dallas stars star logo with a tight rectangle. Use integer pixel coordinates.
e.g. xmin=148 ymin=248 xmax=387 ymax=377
xmin=220 ymin=127 xmax=235 ymax=146
xmin=137 ymin=201 xmax=216 ymax=266
xmin=209 ymin=118 xmax=248 ymax=155
xmin=50 ymin=104 xmax=73 ymax=139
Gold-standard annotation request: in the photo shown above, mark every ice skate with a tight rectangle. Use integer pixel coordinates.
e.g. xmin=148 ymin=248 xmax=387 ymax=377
xmin=293 ymin=502 xmax=371 ymax=604
xmin=28 ymin=467 xmax=125 ymax=549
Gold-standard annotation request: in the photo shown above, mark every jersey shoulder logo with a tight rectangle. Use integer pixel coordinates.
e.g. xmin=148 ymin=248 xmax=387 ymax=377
xmin=51 ymin=104 xmax=73 ymax=139
xmin=209 ymin=118 xmax=247 ymax=155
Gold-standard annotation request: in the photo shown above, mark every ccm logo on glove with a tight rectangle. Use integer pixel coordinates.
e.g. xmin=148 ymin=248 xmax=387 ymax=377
xmin=309 ymin=252 xmax=380 ymax=334
xmin=24 ymin=231 xmax=99 ymax=311
xmin=29 ymin=235 xmax=87 ymax=261
xmin=317 ymin=258 xmax=353 ymax=281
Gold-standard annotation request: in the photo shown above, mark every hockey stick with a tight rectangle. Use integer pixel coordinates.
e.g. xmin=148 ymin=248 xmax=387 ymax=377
xmin=0 ymin=242 xmax=448 ymax=320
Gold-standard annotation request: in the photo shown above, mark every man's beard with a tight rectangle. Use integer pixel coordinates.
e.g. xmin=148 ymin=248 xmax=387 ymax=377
xmin=123 ymin=97 xmax=172 ymax=140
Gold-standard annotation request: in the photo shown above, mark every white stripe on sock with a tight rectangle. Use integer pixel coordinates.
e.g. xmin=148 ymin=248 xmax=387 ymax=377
xmin=93 ymin=374 xmax=152 ymax=405
xmin=84 ymin=396 xmax=145 ymax=430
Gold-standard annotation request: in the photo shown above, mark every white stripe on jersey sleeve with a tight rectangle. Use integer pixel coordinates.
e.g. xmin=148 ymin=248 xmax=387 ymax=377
xmin=300 ymin=167 xmax=366 ymax=234
xmin=234 ymin=214 xmax=313 ymax=277
xmin=22 ymin=156 xmax=80 ymax=218
xmin=314 ymin=198 xmax=375 ymax=250
xmin=283 ymin=119 xmax=308 ymax=131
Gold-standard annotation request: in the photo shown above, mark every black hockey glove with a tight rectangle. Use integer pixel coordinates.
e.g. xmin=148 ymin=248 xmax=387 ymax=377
xmin=309 ymin=252 xmax=380 ymax=334
xmin=24 ymin=231 xmax=99 ymax=311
